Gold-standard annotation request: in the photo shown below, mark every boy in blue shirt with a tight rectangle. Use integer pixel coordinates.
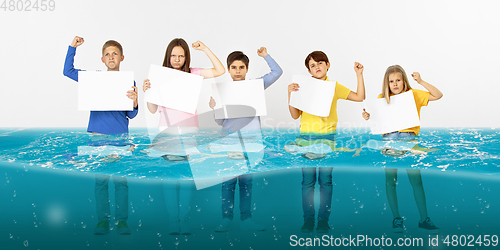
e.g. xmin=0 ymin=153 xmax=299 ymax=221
xmin=63 ymin=36 xmax=138 ymax=235
xmin=209 ymin=47 xmax=282 ymax=232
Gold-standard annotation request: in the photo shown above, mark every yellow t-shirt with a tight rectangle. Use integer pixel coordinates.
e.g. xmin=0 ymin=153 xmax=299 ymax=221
xmin=378 ymin=89 xmax=430 ymax=135
xmin=299 ymin=77 xmax=351 ymax=135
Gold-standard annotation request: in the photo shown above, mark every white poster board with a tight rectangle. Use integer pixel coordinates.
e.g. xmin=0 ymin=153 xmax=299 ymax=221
xmin=289 ymin=75 xmax=336 ymax=117
xmin=78 ymin=71 xmax=134 ymax=111
xmin=212 ymin=79 xmax=266 ymax=119
xmin=364 ymin=90 xmax=421 ymax=134
xmin=190 ymin=135 xmax=264 ymax=190
xmin=145 ymin=65 xmax=204 ymax=114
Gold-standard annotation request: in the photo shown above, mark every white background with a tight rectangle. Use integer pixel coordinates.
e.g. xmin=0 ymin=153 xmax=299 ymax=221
xmin=1 ymin=0 xmax=499 ymax=129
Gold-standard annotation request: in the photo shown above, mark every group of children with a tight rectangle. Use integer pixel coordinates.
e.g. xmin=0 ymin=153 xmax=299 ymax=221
xmin=62 ymin=36 xmax=443 ymax=235
xmin=289 ymin=56 xmax=442 ymax=234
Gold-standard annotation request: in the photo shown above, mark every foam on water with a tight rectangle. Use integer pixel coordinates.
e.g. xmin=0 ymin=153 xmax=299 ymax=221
xmin=1 ymin=128 xmax=498 ymax=179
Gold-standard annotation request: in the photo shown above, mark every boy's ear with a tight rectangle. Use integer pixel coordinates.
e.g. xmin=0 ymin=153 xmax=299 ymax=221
xmin=120 ymin=55 xmax=125 ymax=61
xmin=101 ymin=57 xmax=105 ymax=63
xmin=326 ymin=62 xmax=330 ymax=70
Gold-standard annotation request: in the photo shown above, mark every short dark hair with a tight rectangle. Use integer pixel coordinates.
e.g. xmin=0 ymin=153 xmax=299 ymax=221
xmin=102 ymin=40 xmax=123 ymax=55
xmin=163 ymin=38 xmax=191 ymax=73
xmin=227 ymin=51 xmax=249 ymax=68
xmin=305 ymin=51 xmax=329 ymax=70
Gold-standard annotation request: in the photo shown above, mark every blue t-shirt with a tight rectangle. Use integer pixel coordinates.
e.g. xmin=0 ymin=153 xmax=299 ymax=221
xmin=63 ymin=46 xmax=138 ymax=135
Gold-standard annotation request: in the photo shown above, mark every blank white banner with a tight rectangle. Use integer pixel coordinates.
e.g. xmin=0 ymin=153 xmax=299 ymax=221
xmin=212 ymin=79 xmax=266 ymax=119
xmin=364 ymin=90 xmax=421 ymax=134
xmin=145 ymin=64 xmax=204 ymax=114
xmin=78 ymin=71 xmax=134 ymax=111
xmin=289 ymin=75 xmax=336 ymax=117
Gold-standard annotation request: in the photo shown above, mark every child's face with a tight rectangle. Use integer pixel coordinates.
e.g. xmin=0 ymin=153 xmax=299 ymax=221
xmin=101 ymin=46 xmax=124 ymax=71
xmin=388 ymin=72 xmax=404 ymax=95
xmin=170 ymin=46 xmax=186 ymax=70
xmin=228 ymin=60 xmax=248 ymax=81
xmin=307 ymin=59 xmax=330 ymax=80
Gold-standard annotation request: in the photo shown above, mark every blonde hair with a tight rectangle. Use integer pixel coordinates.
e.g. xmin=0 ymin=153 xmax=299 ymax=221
xmin=381 ymin=65 xmax=412 ymax=104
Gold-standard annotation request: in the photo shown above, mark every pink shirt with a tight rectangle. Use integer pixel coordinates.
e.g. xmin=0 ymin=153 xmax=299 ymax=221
xmin=158 ymin=68 xmax=202 ymax=128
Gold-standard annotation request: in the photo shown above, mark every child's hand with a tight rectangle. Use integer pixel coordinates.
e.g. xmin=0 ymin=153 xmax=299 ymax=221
xmin=288 ymin=83 xmax=299 ymax=94
xmin=192 ymin=41 xmax=207 ymax=51
xmin=127 ymin=86 xmax=138 ymax=108
xmin=143 ymin=79 xmax=151 ymax=92
xmin=288 ymin=83 xmax=299 ymax=96
xmin=257 ymin=47 xmax=268 ymax=57
xmin=71 ymin=36 xmax=84 ymax=48
xmin=354 ymin=62 xmax=364 ymax=75
xmin=209 ymin=96 xmax=216 ymax=109
xmin=362 ymin=108 xmax=370 ymax=120
xmin=411 ymin=72 xmax=423 ymax=84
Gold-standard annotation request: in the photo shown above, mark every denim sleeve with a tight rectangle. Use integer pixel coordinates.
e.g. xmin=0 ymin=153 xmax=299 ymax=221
xmin=259 ymin=54 xmax=283 ymax=90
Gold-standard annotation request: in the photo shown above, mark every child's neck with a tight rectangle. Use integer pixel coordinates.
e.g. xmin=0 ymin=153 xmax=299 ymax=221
xmin=390 ymin=90 xmax=407 ymax=96
xmin=314 ymin=75 xmax=327 ymax=81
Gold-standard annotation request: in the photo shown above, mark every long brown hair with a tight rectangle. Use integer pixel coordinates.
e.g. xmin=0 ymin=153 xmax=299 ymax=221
xmin=162 ymin=38 xmax=191 ymax=73
xmin=381 ymin=65 xmax=412 ymax=104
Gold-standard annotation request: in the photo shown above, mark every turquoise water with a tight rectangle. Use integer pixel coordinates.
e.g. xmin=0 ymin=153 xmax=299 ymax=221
xmin=1 ymin=128 xmax=499 ymax=178
xmin=0 ymin=128 xmax=499 ymax=249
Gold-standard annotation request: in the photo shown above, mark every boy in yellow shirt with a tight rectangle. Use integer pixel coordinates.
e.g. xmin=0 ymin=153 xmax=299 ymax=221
xmin=288 ymin=51 xmax=365 ymax=233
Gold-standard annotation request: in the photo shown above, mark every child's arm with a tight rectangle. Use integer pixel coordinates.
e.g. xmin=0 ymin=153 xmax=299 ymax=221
xmin=346 ymin=62 xmax=365 ymax=102
xmin=126 ymin=84 xmax=139 ymax=118
xmin=127 ymin=85 xmax=139 ymax=111
xmin=362 ymin=108 xmax=370 ymax=120
xmin=257 ymin=47 xmax=283 ymax=89
xmin=209 ymin=96 xmax=216 ymax=110
xmin=142 ymin=79 xmax=159 ymax=114
xmin=63 ymin=36 xmax=85 ymax=82
xmin=288 ymin=83 xmax=301 ymax=119
xmin=192 ymin=41 xmax=225 ymax=79
xmin=411 ymin=72 xmax=443 ymax=101
xmin=209 ymin=97 xmax=224 ymax=126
